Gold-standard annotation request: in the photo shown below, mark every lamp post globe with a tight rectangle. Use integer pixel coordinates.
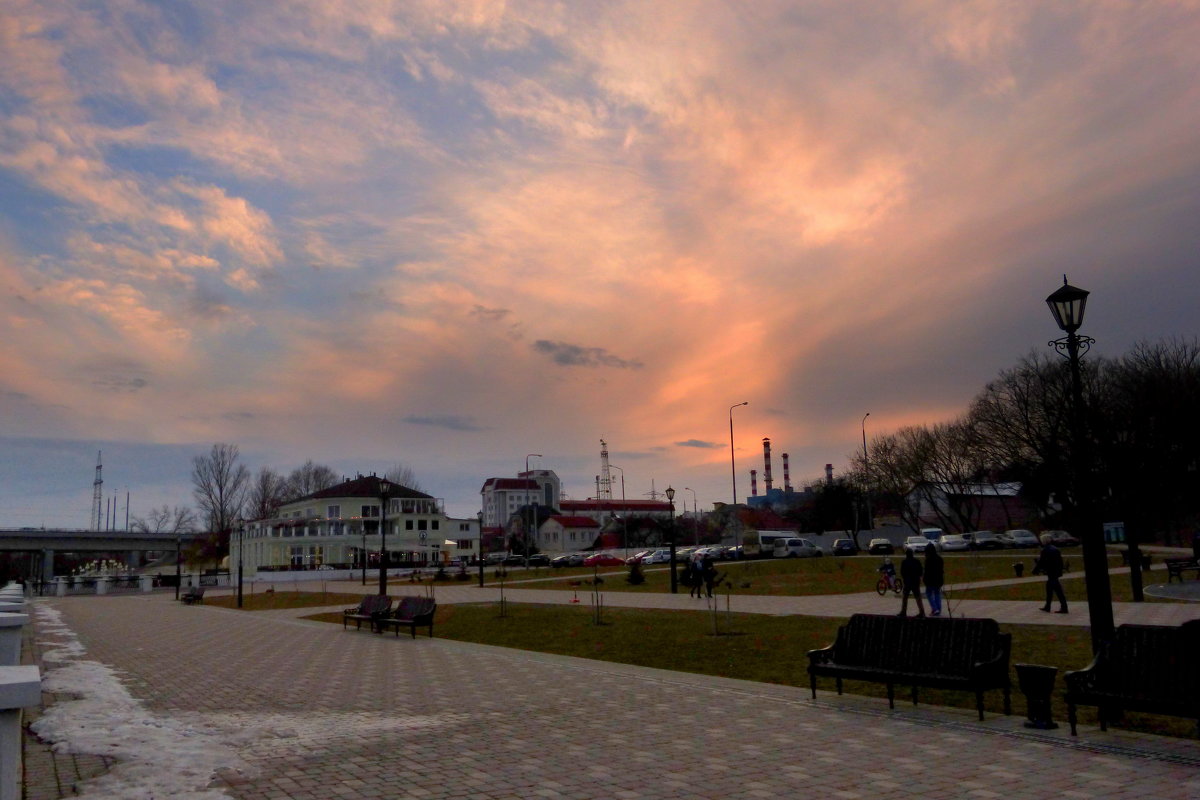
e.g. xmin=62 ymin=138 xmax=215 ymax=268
xmin=378 ymin=478 xmax=394 ymax=595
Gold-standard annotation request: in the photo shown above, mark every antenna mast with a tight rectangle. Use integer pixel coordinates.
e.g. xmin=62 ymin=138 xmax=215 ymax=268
xmin=91 ymin=451 xmax=103 ymax=531
xmin=599 ymin=439 xmax=613 ymax=500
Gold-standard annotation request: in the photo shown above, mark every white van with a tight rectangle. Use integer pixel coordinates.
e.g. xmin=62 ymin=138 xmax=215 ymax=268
xmin=773 ymin=537 xmax=823 ymax=558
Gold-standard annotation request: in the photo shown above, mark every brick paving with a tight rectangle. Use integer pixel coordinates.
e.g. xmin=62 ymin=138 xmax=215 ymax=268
xmin=21 ymin=582 xmax=1200 ymax=799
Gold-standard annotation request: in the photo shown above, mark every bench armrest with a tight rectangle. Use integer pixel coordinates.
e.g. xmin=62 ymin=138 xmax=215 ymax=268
xmin=807 ymin=645 xmax=836 ymax=666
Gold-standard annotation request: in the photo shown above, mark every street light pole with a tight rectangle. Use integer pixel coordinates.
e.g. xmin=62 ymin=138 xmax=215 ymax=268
xmin=684 ymin=487 xmax=698 ymax=544
xmin=729 ymin=402 xmax=748 ymax=505
xmin=524 ymin=454 xmax=541 ymax=568
xmin=236 ymin=518 xmax=245 ymax=609
xmin=610 ymin=464 xmax=627 ymax=555
xmin=1047 ymin=276 xmax=1114 ymax=652
xmin=361 ymin=524 xmax=367 ymax=586
xmin=378 ymin=478 xmax=394 ymax=595
xmin=666 ymin=486 xmax=678 ymax=594
xmin=477 ymin=511 xmax=485 ymax=588
xmin=861 ymin=412 xmax=873 ymax=532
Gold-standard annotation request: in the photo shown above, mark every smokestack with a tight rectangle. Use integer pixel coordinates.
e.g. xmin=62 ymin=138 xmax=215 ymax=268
xmin=750 ymin=469 xmax=758 ymax=497
xmin=782 ymin=453 xmax=791 ymax=492
xmin=762 ymin=438 xmax=773 ymax=491
xmin=825 ymin=463 xmax=834 ymax=485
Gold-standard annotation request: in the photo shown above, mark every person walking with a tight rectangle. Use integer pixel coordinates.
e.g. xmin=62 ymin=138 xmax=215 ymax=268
xmin=898 ymin=548 xmax=925 ymax=617
xmin=923 ymin=543 xmax=944 ymax=617
xmin=689 ymin=554 xmax=705 ymax=598
xmin=701 ymin=555 xmax=719 ymax=598
xmin=1035 ymin=534 xmax=1068 ymax=613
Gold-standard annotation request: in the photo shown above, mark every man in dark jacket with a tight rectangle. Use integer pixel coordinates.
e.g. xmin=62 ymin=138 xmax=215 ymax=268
xmin=1036 ymin=534 xmax=1068 ymax=613
xmin=923 ymin=543 xmax=945 ymax=617
xmin=898 ymin=549 xmax=925 ymax=617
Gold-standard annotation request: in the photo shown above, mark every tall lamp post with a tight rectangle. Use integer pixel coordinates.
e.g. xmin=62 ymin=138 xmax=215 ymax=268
xmin=361 ymin=523 xmax=367 ymax=586
xmin=684 ymin=487 xmax=698 ymax=544
xmin=236 ymin=518 xmax=245 ymax=609
xmin=1046 ymin=276 xmax=1114 ymax=652
xmin=377 ymin=478 xmax=395 ymax=595
xmin=665 ymin=486 xmax=678 ymax=593
xmin=861 ymin=412 xmax=873 ymax=532
xmin=610 ymin=464 xmax=627 ymax=555
xmin=729 ymin=402 xmax=748 ymax=504
xmin=524 ymin=454 xmax=541 ymax=568
xmin=477 ymin=511 xmax=485 ymax=588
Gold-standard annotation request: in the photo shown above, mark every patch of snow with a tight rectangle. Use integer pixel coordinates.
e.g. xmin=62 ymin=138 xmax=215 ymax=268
xmin=30 ymin=604 xmax=253 ymax=799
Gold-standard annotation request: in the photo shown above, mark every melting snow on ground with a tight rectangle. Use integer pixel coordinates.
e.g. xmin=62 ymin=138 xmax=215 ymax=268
xmin=31 ymin=604 xmax=255 ymax=800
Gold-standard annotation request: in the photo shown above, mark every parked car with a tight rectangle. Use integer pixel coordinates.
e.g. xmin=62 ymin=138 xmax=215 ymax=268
xmin=625 ymin=550 xmax=652 ymax=565
xmin=550 ymin=553 xmax=574 ymax=568
xmin=904 ymin=535 xmax=932 ymax=554
xmin=641 ymin=549 xmax=672 ymax=565
xmin=583 ymin=552 xmax=625 ymax=567
xmin=721 ymin=545 xmax=746 ymax=560
xmin=919 ymin=527 xmax=945 ymax=542
xmin=937 ymin=534 xmax=970 ymax=552
xmin=774 ymin=537 xmax=823 ymax=558
xmin=502 ymin=554 xmax=526 ymax=566
xmin=1045 ymin=530 xmax=1080 ymax=547
xmin=831 ymin=538 xmax=859 ymax=556
xmin=526 ymin=554 xmax=550 ymax=567
xmin=968 ymin=531 xmax=1005 ymax=550
xmin=1003 ymin=529 xmax=1041 ymax=548
xmin=867 ymin=538 xmax=895 ymax=555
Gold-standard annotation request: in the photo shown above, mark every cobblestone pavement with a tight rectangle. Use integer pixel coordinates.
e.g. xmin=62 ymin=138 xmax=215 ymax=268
xmin=23 ymin=590 xmax=1200 ymax=799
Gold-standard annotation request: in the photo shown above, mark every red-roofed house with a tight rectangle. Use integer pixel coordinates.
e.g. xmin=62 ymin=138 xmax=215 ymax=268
xmin=537 ymin=515 xmax=601 ymax=552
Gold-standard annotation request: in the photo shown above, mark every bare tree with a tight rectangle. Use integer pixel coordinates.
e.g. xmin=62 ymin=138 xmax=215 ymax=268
xmin=385 ymin=462 xmax=423 ymax=492
xmin=192 ymin=443 xmax=250 ymax=534
xmin=247 ymin=467 xmax=290 ymax=520
xmin=285 ymin=460 xmax=339 ymax=499
xmin=131 ymin=505 xmax=197 ymax=534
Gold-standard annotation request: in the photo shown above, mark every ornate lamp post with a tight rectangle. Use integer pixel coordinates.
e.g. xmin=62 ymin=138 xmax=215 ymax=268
xmin=236 ymin=518 xmax=245 ymax=609
xmin=378 ymin=478 xmax=395 ymax=595
xmin=524 ymin=454 xmax=541 ymax=568
xmin=1046 ymin=276 xmax=1114 ymax=651
xmin=361 ymin=523 xmax=367 ymax=586
xmin=666 ymin=485 xmax=678 ymax=594
xmin=861 ymin=412 xmax=873 ymax=532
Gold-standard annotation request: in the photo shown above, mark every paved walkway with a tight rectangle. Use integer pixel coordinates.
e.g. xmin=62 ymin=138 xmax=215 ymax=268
xmin=20 ymin=570 xmax=1200 ymax=800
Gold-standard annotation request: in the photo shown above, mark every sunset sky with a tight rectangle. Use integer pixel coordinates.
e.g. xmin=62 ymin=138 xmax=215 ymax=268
xmin=2 ymin=1 xmax=1199 ymax=528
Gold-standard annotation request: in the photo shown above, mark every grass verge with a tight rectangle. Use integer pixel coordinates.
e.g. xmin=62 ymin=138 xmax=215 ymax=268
xmin=304 ymin=601 xmax=1196 ymax=739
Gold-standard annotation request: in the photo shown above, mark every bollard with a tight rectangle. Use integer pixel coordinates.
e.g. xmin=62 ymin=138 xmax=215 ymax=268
xmin=0 ymin=616 xmax=26 ymax=667
xmin=56 ymin=577 xmax=66 ymax=597
xmin=1013 ymin=563 xmax=1025 ymax=578
xmin=1015 ymin=663 xmax=1059 ymax=729
xmin=96 ymin=576 xmax=108 ymax=595
xmin=140 ymin=574 xmax=154 ymax=593
xmin=0 ymin=666 xmax=41 ymax=800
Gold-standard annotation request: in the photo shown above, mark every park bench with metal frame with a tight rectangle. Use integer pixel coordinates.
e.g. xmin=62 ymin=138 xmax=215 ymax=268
xmin=807 ymin=613 xmax=1012 ymax=721
xmin=1165 ymin=558 xmax=1200 ymax=583
xmin=375 ymin=595 xmax=437 ymax=638
xmin=1064 ymin=619 xmax=1200 ymax=736
xmin=180 ymin=586 xmax=205 ymax=605
xmin=342 ymin=595 xmax=392 ymax=631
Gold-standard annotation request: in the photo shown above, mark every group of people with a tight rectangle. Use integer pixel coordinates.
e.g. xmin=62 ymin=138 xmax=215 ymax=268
xmin=681 ymin=553 xmax=720 ymax=598
xmin=891 ymin=533 xmax=1069 ymax=617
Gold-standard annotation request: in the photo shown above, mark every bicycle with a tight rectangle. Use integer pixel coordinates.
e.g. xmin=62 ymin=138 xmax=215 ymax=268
xmin=875 ymin=570 xmax=903 ymax=596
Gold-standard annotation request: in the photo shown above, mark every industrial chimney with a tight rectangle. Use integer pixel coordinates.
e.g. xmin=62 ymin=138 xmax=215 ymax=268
xmin=762 ymin=438 xmax=773 ymax=492
xmin=825 ymin=463 xmax=834 ymax=485
xmin=782 ymin=453 xmax=791 ymax=492
xmin=750 ymin=469 xmax=758 ymax=497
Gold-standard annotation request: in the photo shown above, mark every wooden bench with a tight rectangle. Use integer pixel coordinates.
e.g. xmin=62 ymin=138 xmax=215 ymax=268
xmin=180 ymin=586 xmax=205 ymax=605
xmin=376 ymin=595 xmax=437 ymax=638
xmin=1064 ymin=620 xmax=1200 ymax=736
xmin=342 ymin=595 xmax=392 ymax=631
xmin=1165 ymin=558 xmax=1200 ymax=583
xmin=807 ymin=613 xmax=1012 ymax=720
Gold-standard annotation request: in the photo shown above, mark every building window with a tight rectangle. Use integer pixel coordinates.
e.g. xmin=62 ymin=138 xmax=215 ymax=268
xmin=432 ymin=520 xmax=439 ymax=530
xmin=405 ymin=520 xmax=414 ymax=530
xmin=418 ymin=520 xmax=428 ymax=531
xmin=361 ymin=505 xmax=379 ymax=518
xmin=456 ymin=539 xmax=472 ymax=549
xmin=327 ymin=505 xmax=340 ymax=518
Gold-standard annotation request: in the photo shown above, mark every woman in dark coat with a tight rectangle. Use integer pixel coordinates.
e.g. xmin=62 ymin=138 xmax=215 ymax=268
xmin=923 ymin=543 xmax=945 ymax=617
xmin=898 ymin=549 xmax=925 ymax=617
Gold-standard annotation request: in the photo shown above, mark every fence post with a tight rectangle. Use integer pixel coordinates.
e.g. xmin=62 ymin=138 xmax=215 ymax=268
xmin=0 ymin=666 xmax=41 ymax=800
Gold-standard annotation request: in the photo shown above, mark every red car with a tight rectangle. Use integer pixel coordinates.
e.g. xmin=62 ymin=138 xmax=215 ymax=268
xmin=582 ymin=552 xmax=625 ymax=567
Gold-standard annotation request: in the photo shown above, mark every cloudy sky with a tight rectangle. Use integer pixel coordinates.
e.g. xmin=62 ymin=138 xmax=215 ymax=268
xmin=2 ymin=1 xmax=1198 ymax=528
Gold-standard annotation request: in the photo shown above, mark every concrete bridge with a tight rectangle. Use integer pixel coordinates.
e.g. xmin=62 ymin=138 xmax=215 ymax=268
xmin=0 ymin=528 xmax=206 ymax=581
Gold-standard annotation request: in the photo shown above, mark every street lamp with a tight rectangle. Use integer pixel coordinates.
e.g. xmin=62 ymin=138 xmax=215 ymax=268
xmin=378 ymin=478 xmax=395 ymax=595
xmin=361 ymin=521 xmax=367 ymax=586
xmin=610 ymin=464 xmax=628 ymax=555
xmin=1047 ymin=275 xmax=1114 ymax=652
xmin=477 ymin=511 xmax=485 ymax=588
xmin=236 ymin=518 xmax=245 ymax=609
xmin=861 ymin=413 xmax=873 ymax=532
xmin=684 ymin=487 xmax=698 ymax=544
xmin=666 ymin=485 xmax=678 ymax=594
xmin=729 ymin=402 xmax=748 ymax=504
xmin=524 ymin=454 xmax=541 ymax=568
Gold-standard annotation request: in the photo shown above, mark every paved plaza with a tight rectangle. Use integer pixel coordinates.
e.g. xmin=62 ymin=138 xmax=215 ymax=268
xmin=19 ymin=569 xmax=1200 ymax=800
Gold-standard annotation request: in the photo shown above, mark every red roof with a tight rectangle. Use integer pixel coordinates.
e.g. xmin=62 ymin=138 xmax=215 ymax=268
xmin=547 ymin=515 xmax=599 ymax=528
xmin=480 ymin=477 xmax=540 ymax=493
xmin=559 ymin=500 xmax=671 ymax=513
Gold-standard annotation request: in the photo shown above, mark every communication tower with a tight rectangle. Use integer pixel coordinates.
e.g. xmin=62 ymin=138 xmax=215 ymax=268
xmin=598 ymin=440 xmax=613 ymax=500
xmin=91 ymin=451 xmax=103 ymax=531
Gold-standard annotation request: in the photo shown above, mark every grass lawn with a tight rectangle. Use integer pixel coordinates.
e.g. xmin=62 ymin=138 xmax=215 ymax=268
xmin=303 ymin=601 xmax=1196 ymax=739
xmin=492 ymin=553 xmax=1130 ymax=597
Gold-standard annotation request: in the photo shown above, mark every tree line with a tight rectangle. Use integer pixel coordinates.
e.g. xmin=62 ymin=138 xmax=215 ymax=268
xmin=847 ymin=338 xmax=1200 ymax=543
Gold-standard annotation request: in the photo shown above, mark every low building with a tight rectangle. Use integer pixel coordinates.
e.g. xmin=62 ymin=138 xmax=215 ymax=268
xmin=234 ymin=474 xmax=478 ymax=573
xmin=536 ymin=515 xmax=601 ymax=553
